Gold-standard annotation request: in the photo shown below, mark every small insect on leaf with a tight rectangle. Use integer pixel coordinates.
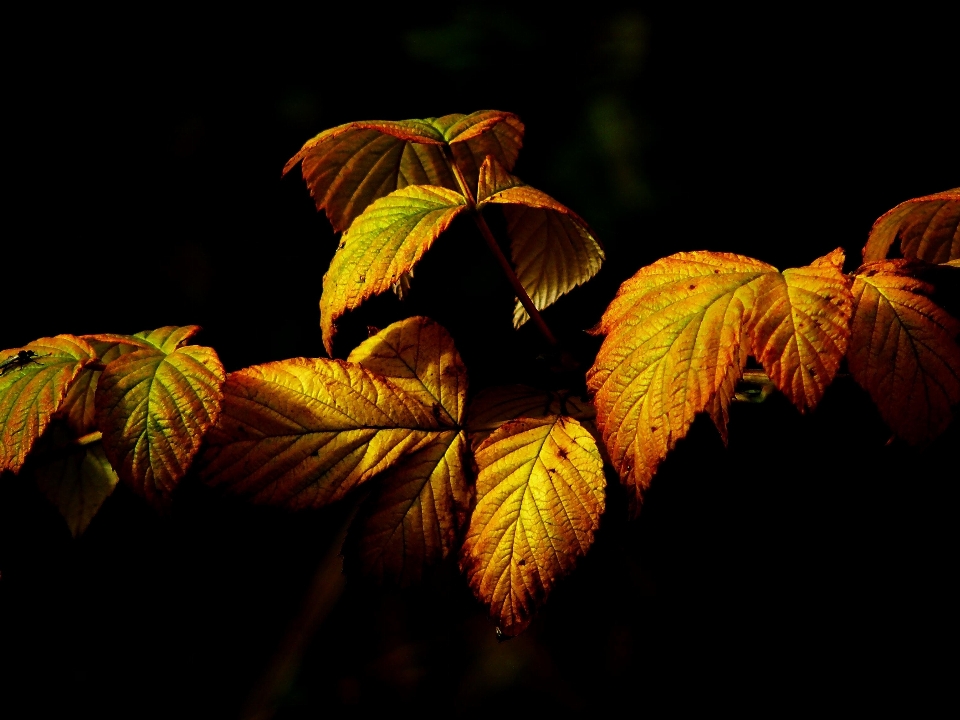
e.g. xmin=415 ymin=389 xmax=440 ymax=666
xmin=0 ymin=350 xmax=46 ymax=376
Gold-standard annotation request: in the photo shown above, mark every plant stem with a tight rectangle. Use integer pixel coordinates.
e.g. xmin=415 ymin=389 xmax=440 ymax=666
xmin=75 ymin=431 xmax=102 ymax=446
xmin=442 ymin=148 xmax=558 ymax=346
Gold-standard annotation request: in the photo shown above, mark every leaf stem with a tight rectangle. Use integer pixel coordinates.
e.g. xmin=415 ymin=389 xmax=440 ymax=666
xmin=75 ymin=431 xmax=103 ymax=446
xmin=442 ymin=147 xmax=558 ymax=346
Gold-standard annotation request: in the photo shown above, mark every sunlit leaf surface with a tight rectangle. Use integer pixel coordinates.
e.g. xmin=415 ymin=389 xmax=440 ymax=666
xmin=847 ymin=260 xmax=960 ymax=444
xmin=477 ymin=157 xmax=604 ymax=327
xmin=284 ymin=111 xmax=523 ymax=232
xmin=0 ymin=335 xmax=96 ymax=473
xmin=587 ymin=252 xmax=772 ymax=514
xmin=95 ymin=326 xmax=225 ymax=504
xmin=201 ymin=358 xmax=445 ymax=509
xmin=862 ymin=188 xmax=960 ymax=263
xmin=746 ymin=249 xmax=853 ymax=410
xmin=320 ymin=185 xmax=468 ymax=354
xmin=460 ymin=415 xmax=604 ymax=637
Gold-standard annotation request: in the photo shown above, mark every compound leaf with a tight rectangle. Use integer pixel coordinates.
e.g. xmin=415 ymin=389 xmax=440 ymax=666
xmin=862 ymin=188 xmax=960 ymax=263
xmin=746 ymin=249 xmax=854 ymax=411
xmin=847 ymin=260 xmax=960 ymax=444
xmin=284 ymin=111 xmax=523 ymax=232
xmin=587 ymin=252 xmax=773 ymax=514
xmin=320 ymin=185 xmax=468 ymax=354
xmin=95 ymin=327 xmax=225 ymax=504
xmin=201 ymin=358 xmax=446 ymax=509
xmin=460 ymin=415 xmax=604 ymax=637
xmin=0 ymin=335 xmax=97 ymax=473
xmin=477 ymin=157 xmax=604 ymax=327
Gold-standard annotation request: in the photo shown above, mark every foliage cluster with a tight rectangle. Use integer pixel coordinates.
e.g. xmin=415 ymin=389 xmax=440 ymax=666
xmin=2 ymin=110 xmax=958 ymax=636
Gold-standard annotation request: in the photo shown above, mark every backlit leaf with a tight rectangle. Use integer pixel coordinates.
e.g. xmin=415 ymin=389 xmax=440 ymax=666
xmin=847 ymin=260 xmax=960 ymax=444
xmin=477 ymin=157 xmax=604 ymax=327
xmin=746 ymin=249 xmax=853 ymax=410
xmin=587 ymin=252 xmax=772 ymax=514
xmin=862 ymin=188 xmax=960 ymax=263
xmin=284 ymin=111 xmax=523 ymax=232
xmin=0 ymin=335 xmax=96 ymax=473
xmin=320 ymin=185 xmax=468 ymax=354
xmin=201 ymin=358 xmax=446 ymax=509
xmin=95 ymin=326 xmax=225 ymax=504
xmin=460 ymin=415 xmax=605 ymax=637
xmin=32 ymin=424 xmax=119 ymax=537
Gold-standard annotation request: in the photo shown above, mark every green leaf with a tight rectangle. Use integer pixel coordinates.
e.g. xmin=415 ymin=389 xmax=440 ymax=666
xmin=320 ymin=185 xmax=468 ymax=354
xmin=284 ymin=111 xmax=523 ymax=232
xmin=477 ymin=157 xmax=604 ymax=328
xmin=95 ymin=326 xmax=225 ymax=504
xmin=1 ymin=335 xmax=97 ymax=473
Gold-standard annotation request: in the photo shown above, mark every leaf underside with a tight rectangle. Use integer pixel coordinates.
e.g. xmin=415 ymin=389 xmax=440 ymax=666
xmin=460 ymin=415 xmax=605 ymax=637
xmin=847 ymin=260 xmax=960 ymax=444
xmin=587 ymin=250 xmax=852 ymax=514
xmin=862 ymin=188 xmax=960 ymax=263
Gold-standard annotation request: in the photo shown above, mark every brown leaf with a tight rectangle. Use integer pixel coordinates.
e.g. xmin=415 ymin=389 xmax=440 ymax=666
xmin=862 ymin=187 xmax=960 ymax=263
xmin=847 ymin=260 xmax=960 ymax=444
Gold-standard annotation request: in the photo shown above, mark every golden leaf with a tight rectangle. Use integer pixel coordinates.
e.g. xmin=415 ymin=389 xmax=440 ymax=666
xmin=862 ymin=187 xmax=960 ymax=263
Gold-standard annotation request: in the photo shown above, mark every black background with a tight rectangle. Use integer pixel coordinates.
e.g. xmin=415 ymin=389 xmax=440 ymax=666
xmin=2 ymin=5 xmax=958 ymax=717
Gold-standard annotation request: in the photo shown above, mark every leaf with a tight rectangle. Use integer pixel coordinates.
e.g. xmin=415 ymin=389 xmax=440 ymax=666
xmin=347 ymin=316 xmax=467 ymax=425
xmin=862 ymin=188 xmax=960 ymax=263
xmin=95 ymin=326 xmax=225 ymax=504
xmin=847 ymin=260 xmax=960 ymax=444
xmin=343 ymin=317 xmax=472 ymax=583
xmin=466 ymin=384 xmax=596 ymax=451
xmin=0 ymin=335 xmax=97 ymax=473
xmin=586 ymin=252 xmax=772 ymax=514
xmin=201 ymin=358 xmax=446 ymax=509
xmin=32 ymin=425 xmax=119 ymax=537
xmin=476 ymin=157 xmax=605 ymax=327
xmin=320 ymin=185 xmax=468 ymax=354
xmin=284 ymin=111 xmax=523 ymax=232
xmin=460 ymin=415 xmax=605 ymax=637
xmin=746 ymin=249 xmax=854 ymax=410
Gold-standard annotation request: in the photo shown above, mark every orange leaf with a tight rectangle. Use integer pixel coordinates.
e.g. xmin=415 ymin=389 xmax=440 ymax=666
xmin=847 ymin=260 xmax=960 ymax=444
xmin=320 ymin=185 xmax=468 ymax=354
xmin=862 ymin=187 xmax=960 ymax=263
xmin=0 ymin=335 xmax=97 ymax=473
xmin=477 ymin=157 xmax=604 ymax=327
xmin=746 ymin=249 xmax=854 ymax=411
xmin=201 ymin=358 xmax=445 ymax=509
xmin=460 ymin=415 xmax=604 ymax=636
xmin=284 ymin=111 xmax=523 ymax=232
xmin=587 ymin=252 xmax=773 ymax=514
xmin=95 ymin=326 xmax=225 ymax=504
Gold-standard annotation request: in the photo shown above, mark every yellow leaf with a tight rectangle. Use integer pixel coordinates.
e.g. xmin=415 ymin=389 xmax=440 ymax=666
xmin=460 ymin=415 xmax=604 ymax=637
xmin=95 ymin=327 xmax=225 ymax=504
xmin=284 ymin=111 xmax=523 ymax=232
xmin=320 ymin=185 xmax=468 ymax=354
xmin=862 ymin=187 xmax=960 ymax=263
xmin=201 ymin=358 xmax=445 ymax=509
xmin=477 ymin=157 xmax=604 ymax=327
xmin=848 ymin=260 xmax=960 ymax=444
xmin=746 ymin=249 xmax=853 ymax=411
xmin=0 ymin=335 xmax=97 ymax=473
xmin=586 ymin=252 xmax=772 ymax=514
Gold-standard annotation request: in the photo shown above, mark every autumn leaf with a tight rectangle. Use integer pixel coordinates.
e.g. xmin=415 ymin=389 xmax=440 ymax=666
xmin=847 ymin=260 xmax=960 ymax=444
xmin=746 ymin=249 xmax=853 ymax=410
xmin=29 ymin=423 xmax=119 ymax=537
xmin=862 ymin=188 xmax=960 ymax=263
xmin=284 ymin=111 xmax=523 ymax=232
xmin=95 ymin=326 xmax=225 ymax=504
xmin=460 ymin=415 xmax=604 ymax=637
xmin=476 ymin=156 xmax=604 ymax=327
xmin=201 ymin=357 xmax=446 ymax=509
xmin=320 ymin=185 xmax=468 ymax=354
xmin=343 ymin=317 xmax=471 ymax=584
xmin=0 ymin=335 xmax=97 ymax=473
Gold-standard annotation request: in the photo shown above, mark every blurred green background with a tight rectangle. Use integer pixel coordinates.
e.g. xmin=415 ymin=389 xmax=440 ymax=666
xmin=2 ymin=5 xmax=957 ymax=717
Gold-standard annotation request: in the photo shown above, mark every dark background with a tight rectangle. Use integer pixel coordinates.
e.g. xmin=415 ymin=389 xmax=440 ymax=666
xmin=2 ymin=5 xmax=957 ymax=717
